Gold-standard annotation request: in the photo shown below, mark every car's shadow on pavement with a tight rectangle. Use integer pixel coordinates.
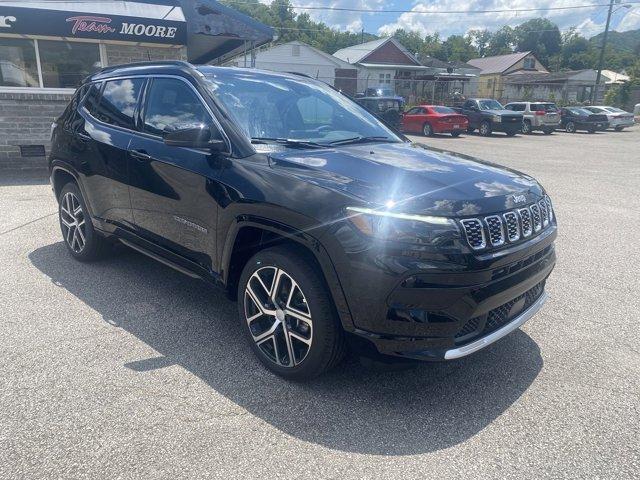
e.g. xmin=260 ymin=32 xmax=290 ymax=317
xmin=29 ymin=242 xmax=543 ymax=456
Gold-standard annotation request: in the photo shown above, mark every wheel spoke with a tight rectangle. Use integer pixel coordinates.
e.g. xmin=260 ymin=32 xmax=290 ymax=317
xmin=270 ymin=268 xmax=286 ymax=302
xmin=60 ymin=215 xmax=74 ymax=228
xmin=288 ymin=330 xmax=312 ymax=346
xmin=245 ymin=284 xmax=266 ymax=315
xmin=76 ymin=224 xmax=85 ymax=245
xmin=66 ymin=224 xmax=74 ymax=244
xmin=285 ymin=307 xmax=312 ymax=325
xmin=281 ymin=327 xmax=296 ymax=366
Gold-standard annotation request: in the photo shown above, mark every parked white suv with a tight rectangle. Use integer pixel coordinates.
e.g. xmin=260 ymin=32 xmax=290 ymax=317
xmin=583 ymin=106 xmax=635 ymax=131
xmin=504 ymin=102 xmax=561 ymax=134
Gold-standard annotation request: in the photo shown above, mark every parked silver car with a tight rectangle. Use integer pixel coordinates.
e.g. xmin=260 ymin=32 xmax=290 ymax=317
xmin=504 ymin=102 xmax=561 ymax=134
xmin=583 ymin=106 xmax=635 ymax=131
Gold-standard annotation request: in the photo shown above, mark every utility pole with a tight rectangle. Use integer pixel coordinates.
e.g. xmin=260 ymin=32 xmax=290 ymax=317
xmin=592 ymin=0 xmax=616 ymax=103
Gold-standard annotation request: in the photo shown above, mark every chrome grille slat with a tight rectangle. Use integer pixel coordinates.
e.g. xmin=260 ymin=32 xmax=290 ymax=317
xmin=460 ymin=219 xmax=486 ymax=250
xmin=518 ymin=208 xmax=533 ymax=237
xmin=538 ymin=200 xmax=549 ymax=227
xmin=503 ymin=211 xmax=520 ymax=242
xmin=530 ymin=204 xmax=542 ymax=232
xmin=459 ymin=199 xmax=554 ymax=250
xmin=484 ymin=215 xmax=505 ymax=247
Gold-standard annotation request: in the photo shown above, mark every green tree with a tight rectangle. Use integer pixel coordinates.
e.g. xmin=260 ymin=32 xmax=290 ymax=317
xmin=514 ymin=18 xmax=562 ymax=65
xmin=467 ymin=29 xmax=492 ymax=58
xmin=487 ymin=26 xmax=516 ymax=56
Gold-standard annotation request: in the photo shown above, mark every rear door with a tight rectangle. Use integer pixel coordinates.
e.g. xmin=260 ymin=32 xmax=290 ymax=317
xmin=127 ymin=76 xmax=226 ymax=271
xmin=76 ymin=78 xmax=145 ymax=227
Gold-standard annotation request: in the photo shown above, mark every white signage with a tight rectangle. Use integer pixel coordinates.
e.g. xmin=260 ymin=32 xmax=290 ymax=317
xmin=120 ymin=22 xmax=177 ymax=39
xmin=0 ymin=16 xmax=17 ymax=28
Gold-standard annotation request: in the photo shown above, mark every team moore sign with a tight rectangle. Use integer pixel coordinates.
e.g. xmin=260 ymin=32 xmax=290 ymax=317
xmin=0 ymin=6 xmax=186 ymax=44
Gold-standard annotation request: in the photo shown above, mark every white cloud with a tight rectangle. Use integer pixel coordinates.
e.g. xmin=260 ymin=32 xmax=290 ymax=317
xmin=376 ymin=0 xmax=604 ymax=38
xmin=616 ymin=8 xmax=640 ymax=32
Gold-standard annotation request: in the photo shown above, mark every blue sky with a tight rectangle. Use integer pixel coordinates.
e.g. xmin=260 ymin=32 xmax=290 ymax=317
xmin=280 ymin=1 xmax=640 ymax=39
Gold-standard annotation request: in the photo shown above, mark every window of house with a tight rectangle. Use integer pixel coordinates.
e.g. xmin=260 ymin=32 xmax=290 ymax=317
xmin=38 ymin=40 xmax=102 ymax=88
xmin=0 ymin=38 xmax=39 ymax=87
xmin=292 ymin=44 xmax=301 ymax=57
xmin=94 ymin=78 xmax=145 ymax=129
xmin=143 ymin=78 xmax=211 ymax=136
xmin=0 ymin=38 xmax=103 ymax=90
xmin=523 ymin=58 xmax=535 ymax=69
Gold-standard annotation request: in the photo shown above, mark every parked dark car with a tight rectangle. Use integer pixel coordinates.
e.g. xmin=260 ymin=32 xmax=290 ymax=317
xmin=357 ymin=86 xmax=405 ymax=109
xmin=49 ymin=61 xmax=556 ymax=380
xmin=355 ymin=95 xmax=403 ymax=130
xmin=560 ymin=107 xmax=609 ymax=133
xmin=456 ymin=98 xmax=523 ymax=136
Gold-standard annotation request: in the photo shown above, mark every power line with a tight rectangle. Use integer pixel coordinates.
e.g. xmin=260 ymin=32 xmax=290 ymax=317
xmin=222 ymin=1 xmax=640 ymax=15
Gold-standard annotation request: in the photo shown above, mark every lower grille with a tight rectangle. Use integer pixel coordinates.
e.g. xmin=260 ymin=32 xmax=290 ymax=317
xmin=455 ymin=281 xmax=545 ymax=343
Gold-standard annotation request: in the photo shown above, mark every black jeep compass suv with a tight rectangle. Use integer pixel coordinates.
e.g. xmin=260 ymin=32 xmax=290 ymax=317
xmin=49 ymin=62 xmax=556 ymax=380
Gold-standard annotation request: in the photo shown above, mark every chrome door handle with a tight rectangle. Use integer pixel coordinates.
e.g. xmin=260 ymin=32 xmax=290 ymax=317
xmin=130 ymin=149 xmax=152 ymax=161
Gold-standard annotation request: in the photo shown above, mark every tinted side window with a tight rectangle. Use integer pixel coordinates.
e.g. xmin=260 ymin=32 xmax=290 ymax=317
xmin=83 ymin=82 xmax=102 ymax=115
xmin=143 ymin=78 xmax=210 ymax=136
xmin=510 ymin=104 xmax=525 ymax=111
xmin=94 ymin=78 xmax=145 ymax=129
xmin=406 ymin=107 xmax=421 ymax=115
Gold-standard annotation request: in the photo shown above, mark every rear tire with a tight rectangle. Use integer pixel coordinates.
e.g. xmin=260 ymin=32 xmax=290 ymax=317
xmin=588 ymin=128 xmax=595 ymax=134
xmin=522 ymin=120 xmax=532 ymax=134
xmin=614 ymin=126 xmax=624 ymax=132
xmin=451 ymin=131 xmax=461 ymax=137
xmin=237 ymin=245 xmax=346 ymax=380
xmin=565 ymin=121 xmax=576 ymax=133
xmin=543 ymin=127 xmax=553 ymax=135
xmin=479 ymin=121 xmax=492 ymax=136
xmin=58 ymin=182 xmax=110 ymax=262
xmin=422 ymin=122 xmax=433 ymax=137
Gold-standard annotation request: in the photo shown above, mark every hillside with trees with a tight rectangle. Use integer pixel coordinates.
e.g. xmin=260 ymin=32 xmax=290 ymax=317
xmin=221 ymin=0 xmax=640 ymax=74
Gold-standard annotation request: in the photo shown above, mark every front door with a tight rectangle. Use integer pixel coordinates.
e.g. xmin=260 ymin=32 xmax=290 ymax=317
xmin=128 ymin=77 xmax=224 ymax=271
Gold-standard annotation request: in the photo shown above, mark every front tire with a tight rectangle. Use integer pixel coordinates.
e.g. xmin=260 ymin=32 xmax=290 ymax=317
xmin=565 ymin=121 xmax=576 ymax=133
xmin=543 ymin=127 xmax=554 ymax=135
xmin=479 ymin=121 xmax=492 ymax=136
xmin=614 ymin=126 xmax=624 ymax=131
xmin=422 ymin=122 xmax=433 ymax=137
xmin=451 ymin=131 xmax=461 ymax=137
xmin=237 ymin=245 xmax=346 ymax=380
xmin=58 ymin=182 xmax=109 ymax=262
xmin=522 ymin=120 xmax=532 ymax=134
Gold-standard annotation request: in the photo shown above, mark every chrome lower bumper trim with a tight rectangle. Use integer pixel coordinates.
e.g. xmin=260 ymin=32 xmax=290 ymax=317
xmin=444 ymin=292 xmax=548 ymax=360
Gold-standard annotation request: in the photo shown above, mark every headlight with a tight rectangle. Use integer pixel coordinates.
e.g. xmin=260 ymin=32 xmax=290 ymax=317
xmin=492 ymin=115 xmax=502 ymax=122
xmin=346 ymin=206 xmax=458 ymax=245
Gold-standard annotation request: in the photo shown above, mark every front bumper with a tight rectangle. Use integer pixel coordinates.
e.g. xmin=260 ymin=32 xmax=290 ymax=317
xmin=334 ymin=225 xmax=556 ymax=361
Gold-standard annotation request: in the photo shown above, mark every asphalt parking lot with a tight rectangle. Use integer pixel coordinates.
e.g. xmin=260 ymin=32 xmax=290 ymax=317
xmin=1 ymin=128 xmax=639 ymax=479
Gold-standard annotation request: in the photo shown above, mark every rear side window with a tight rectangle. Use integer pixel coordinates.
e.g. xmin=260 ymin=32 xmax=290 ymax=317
xmin=83 ymin=82 xmax=102 ymax=115
xmin=509 ymin=104 xmax=526 ymax=111
xmin=531 ymin=103 xmax=558 ymax=112
xmin=143 ymin=78 xmax=210 ymax=135
xmin=93 ymin=78 xmax=145 ymax=129
xmin=405 ymin=107 xmax=422 ymax=115
xmin=432 ymin=106 xmax=456 ymax=114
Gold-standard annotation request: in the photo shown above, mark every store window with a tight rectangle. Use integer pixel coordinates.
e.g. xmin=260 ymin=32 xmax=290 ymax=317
xmin=39 ymin=40 xmax=102 ymax=88
xmin=0 ymin=38 xmax=39 ymax=87
xmin=0 ymin=38 xmax=103 ymax=89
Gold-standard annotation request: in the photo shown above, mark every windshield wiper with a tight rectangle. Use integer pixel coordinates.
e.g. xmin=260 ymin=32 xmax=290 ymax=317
xmin=327 ymin=136 xmax=396 ymax=146
xmin=251 ymin=137 xmax=326 ymax=149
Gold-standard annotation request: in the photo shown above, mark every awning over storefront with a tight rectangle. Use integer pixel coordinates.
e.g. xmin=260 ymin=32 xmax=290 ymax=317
xmin=0 ymin=0 xmax=274 ymax=62
xmin=0 ymin=1 xmax=188 ymax=45
xmin=181 ymin=0 xmax=274 ymax=64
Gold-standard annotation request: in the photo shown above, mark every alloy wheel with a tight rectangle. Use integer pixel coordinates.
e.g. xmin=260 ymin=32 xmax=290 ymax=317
xmin=423 ymin=123 xmax=432 ymax=136
xmin=244 ymin=266 xmax=313 ymax=367
xmin=60 ymin=192 xmax=86 ymax=253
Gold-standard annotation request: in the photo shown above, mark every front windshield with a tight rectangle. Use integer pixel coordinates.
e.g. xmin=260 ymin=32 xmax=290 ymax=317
xmin=478 ymin=99 xmax=504 ymax=111
xmin=202 ymin=70 xmax=402 ymax=146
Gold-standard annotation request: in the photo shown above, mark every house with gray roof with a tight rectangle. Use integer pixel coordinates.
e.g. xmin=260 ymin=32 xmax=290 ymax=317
xmin=467 ymin=51 xmax=547 ymax=99
xmin=333 ymin=37 xmax=429 ymax=97
xmin=503 ymin=69 xmax=606 ymax=104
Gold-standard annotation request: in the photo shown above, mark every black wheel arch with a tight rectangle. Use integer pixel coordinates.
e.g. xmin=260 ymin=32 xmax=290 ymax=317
xmin=220 ymin=216 xmax=355 ymax=331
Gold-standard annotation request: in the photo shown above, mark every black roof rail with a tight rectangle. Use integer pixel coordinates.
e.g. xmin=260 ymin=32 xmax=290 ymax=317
xmin=286 ymin=71 xmax=315 ymax=80
xmin=96 ymin=60 xmax=194 ymax=76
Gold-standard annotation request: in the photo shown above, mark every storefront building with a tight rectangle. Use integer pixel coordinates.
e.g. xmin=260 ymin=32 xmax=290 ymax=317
xmin=0 ymin=0 xmax=273 ymax=169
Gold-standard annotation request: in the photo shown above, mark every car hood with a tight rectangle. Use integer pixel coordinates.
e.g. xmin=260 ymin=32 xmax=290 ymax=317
xmin=485 ymin=109 xmax=522 ymax=116
xmin=267 ymin=142 xmax=543 ymax=216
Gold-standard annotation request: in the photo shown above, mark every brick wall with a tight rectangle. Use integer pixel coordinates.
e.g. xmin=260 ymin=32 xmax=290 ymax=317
xmin=104 ymin=44 xmax=187 ymax=66
xmin=0 ymin=43 xmax=188 ymax=171
xmin=0 ymin=92 xmax=73 ymax=171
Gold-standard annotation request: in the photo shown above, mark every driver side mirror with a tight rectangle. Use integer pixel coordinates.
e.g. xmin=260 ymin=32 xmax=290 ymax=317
xmin=163 ymin=124 xmax=227 ymax=152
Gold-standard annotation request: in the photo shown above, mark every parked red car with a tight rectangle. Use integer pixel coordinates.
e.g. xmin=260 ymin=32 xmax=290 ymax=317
xmin=402 ymin=105 xmax=468 ymax=137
